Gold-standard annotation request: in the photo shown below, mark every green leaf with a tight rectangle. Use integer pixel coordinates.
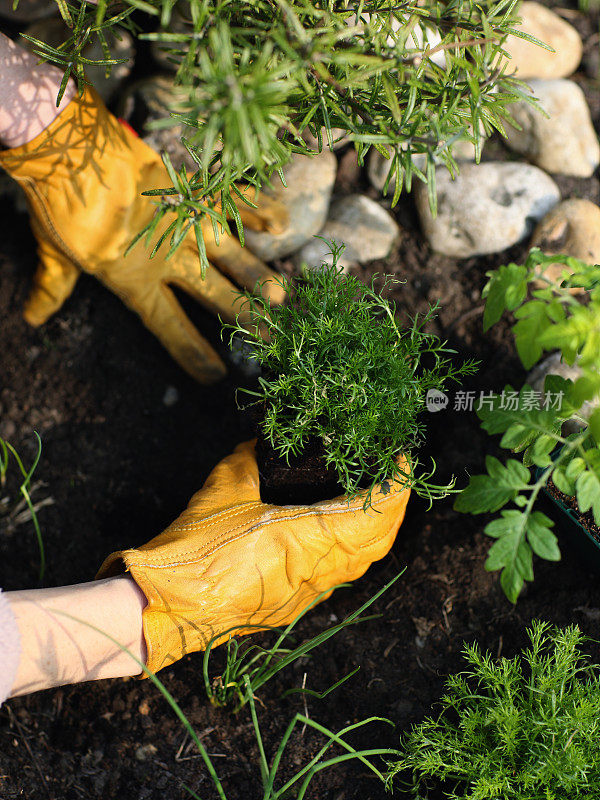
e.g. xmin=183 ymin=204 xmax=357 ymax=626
xmin=454 ymin=457 xmax=529 ymax=514
xmin=589 ymin=409 xmax=600 ymax=447
xmin=482 ymin=263 xmax=528 ymax=331
xmin=528 ymin=435 xmax=556 ymax=468
xmin=526 ymin=511 xmax=560 ymax=561
xmin=568 ymin=374 xmax=600 ymax=408
xmin=484 ymin=510 xmax=532 ymax=603
xmin=552 ymin=466 xmax=575 ymax=496
xmin=576 ymin=471 xmax=600 ymax=523
xmin=513 ymin=300 xmax=552 ymax=369
xmin=565 ymin=457 xmax=586 ymax=482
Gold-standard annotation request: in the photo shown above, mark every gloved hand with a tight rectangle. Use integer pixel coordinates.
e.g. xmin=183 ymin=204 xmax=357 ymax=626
xmin=96 ymin=440 xmax=411 ymax=675
xmin=0 ymin=87 xmax=287 ymax=384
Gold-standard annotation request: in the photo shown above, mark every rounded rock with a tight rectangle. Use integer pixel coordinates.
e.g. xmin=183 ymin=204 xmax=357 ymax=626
xmin=415 ymin=162 xmax=560 ymax=258
xmin=505 ymin=80 xmax=599 ymax=178
xmin=530 ymin=199 xmax=600 ymax=287
xmin=292 ymin=194 xmax=400 ymax=272
xmin=244 ymin=152 xmax=337 ymax=261
xmin=502 ymin=2 xmax=583 ymax=79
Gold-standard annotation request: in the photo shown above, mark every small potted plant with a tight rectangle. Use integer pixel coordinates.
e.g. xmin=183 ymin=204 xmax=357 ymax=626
xmin=226 ymin=242 xmax=477 ymax=509
xmin=456 ymin=249 xmax=600 ymax=602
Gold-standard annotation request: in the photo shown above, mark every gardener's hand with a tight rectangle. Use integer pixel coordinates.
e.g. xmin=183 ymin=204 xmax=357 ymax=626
xmin=96 ymin=440 xmax=411 ymax=675
xmin=0 ymin=87 xmax=287 ymax=384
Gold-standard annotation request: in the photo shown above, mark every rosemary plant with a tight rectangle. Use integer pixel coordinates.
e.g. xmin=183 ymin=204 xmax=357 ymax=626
xmin=386 ymin=621 xmax=600 ymax=799
xmin=456 ymin=250 xmax=600 ymax=602
xmin=226 ymin=244 xmax=477 ymax=508
xmin=21 ymin=0 xmax=535 ymax=272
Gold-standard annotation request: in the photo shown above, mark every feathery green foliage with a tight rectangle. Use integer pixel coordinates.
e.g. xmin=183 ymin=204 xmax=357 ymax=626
xmin=456 ymin=249 xmax=600 ymax=603
xmin=386 ymin=621 xmax=600 ymax=800
xmin=226 ymin=243 xmax=477 ymax=508
xmin=21 ymin=0 xmax=535 ymax=272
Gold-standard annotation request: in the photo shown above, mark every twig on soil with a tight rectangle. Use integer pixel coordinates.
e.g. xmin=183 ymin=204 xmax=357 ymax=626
xmin=383 ymin=638 xmax=399 ymax=658
xmin=446 ymin=304 xmax=485 ymax=333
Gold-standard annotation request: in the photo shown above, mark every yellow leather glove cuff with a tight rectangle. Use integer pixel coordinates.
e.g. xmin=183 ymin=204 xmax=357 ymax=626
xmin=97 ymin=440 xmax=411 ymax=675
xmin=0 ymin=88 xmax=286 ymax=384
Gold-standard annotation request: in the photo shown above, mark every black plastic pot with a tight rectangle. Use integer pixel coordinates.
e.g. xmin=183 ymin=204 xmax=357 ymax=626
xmin=537 ymin=466 xmax=600 ymax=573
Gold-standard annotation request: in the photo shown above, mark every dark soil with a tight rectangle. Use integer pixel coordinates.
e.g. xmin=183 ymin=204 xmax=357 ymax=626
xmin=256 ymin=433 xmax=345 ymax=505
xmin=1 ymin=5 xmax=600 ymax=799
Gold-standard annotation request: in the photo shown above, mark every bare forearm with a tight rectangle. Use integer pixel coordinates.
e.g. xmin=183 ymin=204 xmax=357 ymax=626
xmin=7 ymin=575 xmax=147 ymax=697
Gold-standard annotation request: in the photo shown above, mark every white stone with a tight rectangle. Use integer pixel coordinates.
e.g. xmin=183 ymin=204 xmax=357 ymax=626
xmin=244 ymin=152 xmax=337 ymax=261
xmin=292 ymin=194 xmax=400 ymax=271
xmin=415 ymin=162 xmax=560 ymax=258
xmin=502 ymin=2 xmax=583 ymax=79
xmin=505 ymin=80 xmax=600 ymax=178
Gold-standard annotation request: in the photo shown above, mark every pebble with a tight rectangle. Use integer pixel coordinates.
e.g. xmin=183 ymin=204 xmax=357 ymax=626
xmin=244 ymin=152 xmax=337 ymax=261
xmin=530 ymin=199 xmax=600 ymax=287
xmin=23 ymin=18 xmax=134 ymax=103
xmin=162 ymin=386 xmax=179 ymax=407
xmin=505 ymin=80 xmax=600 ymax=178
xmin=291 ymin=194 xmax=399 ymax=272
xmin=135 ymin=744 xmax=158 ymax=762
xmin=415 ymin=162 xmax=560 ymax=258
xmin=502 ymin=2 xmax=583 ymax=79
xmin=118 ymin=77 xmax=198 ymax=172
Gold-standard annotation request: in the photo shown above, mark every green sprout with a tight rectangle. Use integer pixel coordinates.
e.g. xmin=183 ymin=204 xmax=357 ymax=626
xmin=203 ymin=573 xmax=403 ymax=711
xmin=0 ymin=433 xmax=46 ymax=580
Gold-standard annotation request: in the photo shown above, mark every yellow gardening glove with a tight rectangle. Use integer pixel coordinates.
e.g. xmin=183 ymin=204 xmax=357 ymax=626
xmin=96 ymin=440 xmax=411 ymax=675
xmin=0 ymin=88 xmax=287 ymax=384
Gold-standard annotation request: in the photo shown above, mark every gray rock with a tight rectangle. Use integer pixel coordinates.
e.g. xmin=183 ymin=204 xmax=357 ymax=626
xmin=415 ymin=162 xmax=560 ymax=258
xmin=244 ymin=152 xmax=337 ymax=261
xmin=292 ymin=194 xmax=399 ymax=271
xmin=502 ymin=2 xmax=583 ymax=79
xmin=23 ymin=18 xmax=134 ymax=103
xmin=505 ymin=80 xmax=600 ymax=178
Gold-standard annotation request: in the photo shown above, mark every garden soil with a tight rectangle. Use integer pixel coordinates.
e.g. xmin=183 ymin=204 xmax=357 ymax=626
xmin=1 ymin=7 xmax=599 ymax=797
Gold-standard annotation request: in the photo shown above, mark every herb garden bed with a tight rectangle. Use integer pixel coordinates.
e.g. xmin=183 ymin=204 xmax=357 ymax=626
xmin=1 ymin=5 xmax=600 ymax=799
